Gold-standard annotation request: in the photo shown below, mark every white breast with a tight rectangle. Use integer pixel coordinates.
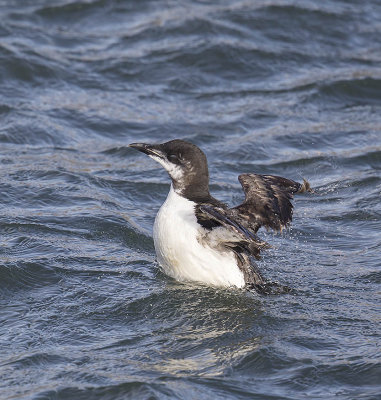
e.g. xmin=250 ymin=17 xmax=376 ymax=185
xmin=153 ymin=186 xmax=245 ymax=288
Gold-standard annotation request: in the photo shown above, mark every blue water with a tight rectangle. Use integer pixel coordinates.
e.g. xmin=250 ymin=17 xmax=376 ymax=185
xmin=0 ymin=1 xmax=380 ymax=399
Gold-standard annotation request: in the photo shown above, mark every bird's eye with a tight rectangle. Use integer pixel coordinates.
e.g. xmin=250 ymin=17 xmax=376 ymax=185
xmin=168 ymin=154 xmax=180 ymax=164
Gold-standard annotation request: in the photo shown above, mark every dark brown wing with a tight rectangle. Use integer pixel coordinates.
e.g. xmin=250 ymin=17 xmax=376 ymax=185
xmin=195 ymin=174 xmax=311 ymax=293
xmin=231 ymin=173 xmax=311 ymax=232
xmin=196 ymin=203 xmax=271 ymax=259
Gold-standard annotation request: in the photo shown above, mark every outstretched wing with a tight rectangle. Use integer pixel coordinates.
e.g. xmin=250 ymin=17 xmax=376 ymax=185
xmin=231 ymin=173 xmax=311 ymax=232
xmin=195 ymin=173 xmax=311 ymax=291
xmin=196 ymin=203 xmax=270 ymax=259
xmin=195 ymin=173 xmax=311 ymax=254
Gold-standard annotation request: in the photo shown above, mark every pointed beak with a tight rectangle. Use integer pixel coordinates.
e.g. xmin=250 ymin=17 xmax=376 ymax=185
xmin=129 ymin=142 xmax=165 ymax=159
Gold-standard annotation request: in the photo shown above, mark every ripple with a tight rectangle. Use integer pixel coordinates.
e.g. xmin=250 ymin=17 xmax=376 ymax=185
xmin=35 ymin=0 xmax=106 ymax=18
xmin=0 ymin=261 xmax=60 ymax=294
xmin=3 ymin=352 xmax=71 ymax=369
xmin=313 ymin=77 xmax=381 ymax=107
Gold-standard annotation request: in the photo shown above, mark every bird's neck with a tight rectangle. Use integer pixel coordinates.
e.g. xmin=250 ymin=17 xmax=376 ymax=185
xmin=172 ymin=175 xmax=211 ymax=203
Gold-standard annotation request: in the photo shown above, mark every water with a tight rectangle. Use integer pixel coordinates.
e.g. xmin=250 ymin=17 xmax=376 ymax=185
xmin=0 ymin=1 xmax=380 ymax=399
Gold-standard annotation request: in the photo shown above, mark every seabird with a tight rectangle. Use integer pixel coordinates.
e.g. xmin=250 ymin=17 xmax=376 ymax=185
xmin=129 ymin=139 xmax=311 ymax=294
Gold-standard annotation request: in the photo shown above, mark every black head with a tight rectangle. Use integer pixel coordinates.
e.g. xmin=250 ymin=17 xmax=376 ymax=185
xmin=129 ymin=139 xmax=210 ymax=201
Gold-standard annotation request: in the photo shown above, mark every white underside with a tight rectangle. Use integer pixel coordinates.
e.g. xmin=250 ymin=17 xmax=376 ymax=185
xmin=153 ymin=185 xmax=245 ymax=288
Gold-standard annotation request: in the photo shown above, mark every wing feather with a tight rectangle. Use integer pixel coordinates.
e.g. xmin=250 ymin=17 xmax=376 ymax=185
xmin=233 ymin=173 xmax=311 ymax=232
xmin=195 ymin=173 xmax=311 ymax=291
xmin=195 ymin=173 xmax=311 ymax=262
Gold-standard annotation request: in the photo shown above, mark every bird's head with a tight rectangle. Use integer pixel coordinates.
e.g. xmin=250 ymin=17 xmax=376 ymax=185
xmin=129 ymin=139 xmax=210 ymax=199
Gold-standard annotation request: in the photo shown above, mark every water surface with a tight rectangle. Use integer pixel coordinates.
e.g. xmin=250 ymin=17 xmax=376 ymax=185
xmin=0 ymin=1 xmax=380 ymax=399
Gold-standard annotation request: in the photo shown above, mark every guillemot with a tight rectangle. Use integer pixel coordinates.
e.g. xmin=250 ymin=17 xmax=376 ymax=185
xmin=129 ymin=139 xmax=311 ymax=294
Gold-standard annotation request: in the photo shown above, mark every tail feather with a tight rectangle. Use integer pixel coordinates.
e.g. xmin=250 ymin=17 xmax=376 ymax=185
xmin=298 ymin=178 xmax=314 ymax=193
